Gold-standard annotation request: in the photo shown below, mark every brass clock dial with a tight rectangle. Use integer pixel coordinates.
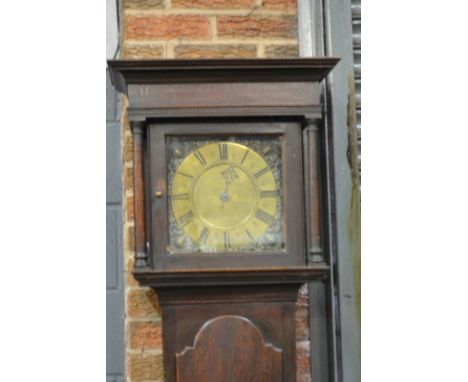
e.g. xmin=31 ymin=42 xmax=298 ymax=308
xmin=170 ymin=141 xmax=279 ymax=252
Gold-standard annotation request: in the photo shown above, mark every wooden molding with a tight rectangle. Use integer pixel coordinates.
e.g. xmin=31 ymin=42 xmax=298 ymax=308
xmin=134 ymin=265 xmax=329 ymax=288
xmin=108 ymin=58 xmax=340 ymax=93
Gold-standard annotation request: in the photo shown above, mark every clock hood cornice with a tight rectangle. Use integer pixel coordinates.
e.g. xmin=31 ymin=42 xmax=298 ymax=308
xmin=108 ymin=58 xmax=340 ymax=94
xmin=108 ymin=58 xmax=339 ymax=121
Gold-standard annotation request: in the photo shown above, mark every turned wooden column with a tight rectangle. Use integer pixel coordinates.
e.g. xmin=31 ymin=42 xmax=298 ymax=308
xmin=130 ymin=120 xmax=149 ymax=267
xmin=303 ymin=121 xmax=324 ymax=263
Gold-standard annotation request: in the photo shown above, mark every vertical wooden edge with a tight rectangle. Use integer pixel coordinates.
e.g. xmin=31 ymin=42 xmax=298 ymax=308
xmin=303 ymin=120 xmax=325 ymax=263
xmin=308 ymin=281 xmax=331 ymax=382
xmin=320 ymin=92 xmax=341 ymax=382
xmin=297 ymin=5 xmax=340 ymax=379
xmin=149 ymin=123 xmax=172 ymax=270
xmin=161 ymin=305 xmax=177 ymax=382
xmin=285 ymin=299 xmax=298 ymax=382
xmin=310 ymin=126 xmax=323 ymax=259
xmin=144 ymin=123 xmax=152 ymax=266
xmin=130 ymin=120 xmax=149 ymax=267
xmin=282 ymin=121 xmax=307 ymax=266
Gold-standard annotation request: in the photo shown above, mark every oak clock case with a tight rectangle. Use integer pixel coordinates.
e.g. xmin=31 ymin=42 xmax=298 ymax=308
xmin=149 ymin=121 xmax=305 ymax=270
xmin=108 ymin=58 xmax=339 ymax=382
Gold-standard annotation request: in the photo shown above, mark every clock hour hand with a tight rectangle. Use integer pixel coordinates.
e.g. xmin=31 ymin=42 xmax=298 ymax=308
xmin=219 ymin=165 xmax=238 ymax=209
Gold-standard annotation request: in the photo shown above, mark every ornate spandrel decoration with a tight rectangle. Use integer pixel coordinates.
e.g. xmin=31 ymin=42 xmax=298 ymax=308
xmin=176 ymin=315 xmax=283 ymax=382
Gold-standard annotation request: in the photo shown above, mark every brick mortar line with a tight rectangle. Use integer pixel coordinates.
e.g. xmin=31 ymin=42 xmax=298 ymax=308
xmin=125 ymin=284 xmax=152 ymax=292
xmin=257 ymin=42 xmax=265 ymax=58
xmin=124 ymin=39 xmax=298 ymax=46
xmin=127 ymin=348 xmax=164 ymax=355
xmin=209 ymin=16 xmax=217 ymax=40
xmin=126 ymin=314 xmax=161 ymax=321
xmin=125 ymin=38 xmax=298 ymax=44
xmin=127 ymin=316 xmax=162 ymax=323
xmin=127 ymin=321 xmax=162 ymax=327
xmin=125 ymin=287 xmax=159 ymax=297
xmin=124 ymin=9 xmax=296 ymax=16
xmin=166 ymin=41 xmax=176 ymax=58
xmin=123 ymin=43 xmax=165 ymax=48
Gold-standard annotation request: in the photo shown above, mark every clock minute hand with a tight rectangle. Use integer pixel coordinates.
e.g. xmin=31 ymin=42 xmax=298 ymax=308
xmin=220 ymin=180 xmax=230 ymax=209
xmin=219 ymin=165 xmax=238 ymax=209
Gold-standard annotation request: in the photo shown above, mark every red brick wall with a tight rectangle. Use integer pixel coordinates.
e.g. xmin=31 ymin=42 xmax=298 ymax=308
xmin=120 ymin=1 xmax=310 ymax=381
xmin=122 ymin=0 xmax=298 ymax=59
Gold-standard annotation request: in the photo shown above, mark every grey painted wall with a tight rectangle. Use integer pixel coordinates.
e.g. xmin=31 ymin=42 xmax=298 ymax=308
xmin=106 ymin=69 xmax=125 ymax=382
xmin=107 ymin=1 xmax=124 ymax=380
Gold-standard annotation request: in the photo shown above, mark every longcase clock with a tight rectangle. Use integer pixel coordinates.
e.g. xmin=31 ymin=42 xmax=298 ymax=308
xmin=108 ymin=58 xmax=339 ymax=382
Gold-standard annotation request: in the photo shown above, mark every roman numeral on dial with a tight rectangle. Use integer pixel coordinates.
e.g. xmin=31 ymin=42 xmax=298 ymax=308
xmin=224 ymin=232 xmax=231 ymax=249
xmin=254 ymin=167 xmax=269 ymax=179
xmin=194 ymin=150 xmax=207 ymax=166
xmin=178 ymin=172 xmax=194 ymax=179
xmin=255 ymin=209 xmax=274 ymax=225
xmin=172 ymin=193 xmax=189 ymax=201
xmin=218 ymin=143 xmax=228 ymax=160
xmin=199 ymin=226 xmax=209 ymax=244
xmin=178 ymin=210 xmax=194 ymax=227
xmin=240 ymin=149 xmax=249 ymax=164
xmin=245 ymin=228 xmax=255 ymax=243
xmin=260 ymin=190 xmax=277 ymax=198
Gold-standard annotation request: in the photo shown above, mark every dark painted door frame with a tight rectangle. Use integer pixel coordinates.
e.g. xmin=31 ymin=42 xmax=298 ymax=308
xmin=106 ymin=70 xmax=125 ymax=382
xmin=298 ymin=1 xmax=361 ymax=381
xmin=107 ymin=1 xmax=124 ymax=381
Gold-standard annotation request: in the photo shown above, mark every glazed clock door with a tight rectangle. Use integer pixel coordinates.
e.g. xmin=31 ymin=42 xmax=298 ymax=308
xmin=149 ymin=120 xmax=305 ymax=270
